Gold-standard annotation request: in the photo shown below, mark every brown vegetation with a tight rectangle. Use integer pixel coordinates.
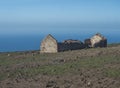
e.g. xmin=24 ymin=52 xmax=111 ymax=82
xmin=0 ymin=45 xmax=120 ymax=88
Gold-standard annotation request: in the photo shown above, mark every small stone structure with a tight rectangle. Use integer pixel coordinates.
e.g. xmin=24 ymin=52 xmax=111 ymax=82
xmin=84 ymin=39 xmax=91 ymax=48
xmin=40 ymin=34 xmax=58 ymax=53
xmin=40 ymin=33 xmax=107 ymax=53
xmin=85 ymin=33 xmax=107 ymax=48
xmin=58 ymin=39 xmax=85 ymax=51
xmin=40 ymin=35 xmax=85 ymax=53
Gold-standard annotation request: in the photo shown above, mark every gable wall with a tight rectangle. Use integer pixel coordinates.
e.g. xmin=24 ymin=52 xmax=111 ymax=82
xmin=40 ymin=36 xmax=58 ymax=53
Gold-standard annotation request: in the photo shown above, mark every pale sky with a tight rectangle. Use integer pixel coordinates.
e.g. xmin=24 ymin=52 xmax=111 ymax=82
xmin=0 ymin=0 xmax=120 ymax=35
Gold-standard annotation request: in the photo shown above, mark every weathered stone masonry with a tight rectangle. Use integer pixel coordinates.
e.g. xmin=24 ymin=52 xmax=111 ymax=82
xmin=84 ymin=33 xmax=107 ymax=48
xmin=40 ymin=33 xmax=107 ymax=53
xmin=40 ymin=34 xmax=58 ymax=53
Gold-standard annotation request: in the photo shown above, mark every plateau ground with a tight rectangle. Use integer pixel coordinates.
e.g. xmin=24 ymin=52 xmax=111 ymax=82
xmin=0 ymin=44 xmax=120 ymax=88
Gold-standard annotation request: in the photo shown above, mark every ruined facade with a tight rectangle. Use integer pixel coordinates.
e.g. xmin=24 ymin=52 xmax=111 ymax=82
xmin=40 ymin=35 xmax=85 ymax=53
xmin=58 ymin=39 xmax=85 ymax=51
xmin=40 ymin=34 xmax=58 ymax=53
xmin=85 ymin=33 xmax=107 ymax=48
xmin=40 ymin=33 xmax=107 ymax=53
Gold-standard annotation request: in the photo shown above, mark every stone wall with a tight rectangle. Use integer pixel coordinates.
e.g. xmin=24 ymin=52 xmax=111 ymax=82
xmin=84 ymin=33 xmax=107 ymax=48
xmin=40 ymin=34 xmax=58 ymax=53
xmin=40 ymin=33 xmax=107 ymax=53
xmin=84 ymin=39 xmax=91 ymax=48
xmin=90 ymin=33 xmax=107 ymax=47
xmin=58 ymin=41 xmax=85 ymax=51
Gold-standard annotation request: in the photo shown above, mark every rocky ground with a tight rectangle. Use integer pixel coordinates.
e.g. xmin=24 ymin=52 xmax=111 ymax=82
xmin=0 ymin=45 xmax=120 ymax=88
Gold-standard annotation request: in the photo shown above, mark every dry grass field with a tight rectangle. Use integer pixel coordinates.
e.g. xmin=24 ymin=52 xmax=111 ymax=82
xmin=0 ymin=45 xmax=120 ymax=88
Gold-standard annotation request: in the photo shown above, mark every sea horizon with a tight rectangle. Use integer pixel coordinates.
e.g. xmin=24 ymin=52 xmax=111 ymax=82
xmin=0 ymin=27 xmax=120 ymax=52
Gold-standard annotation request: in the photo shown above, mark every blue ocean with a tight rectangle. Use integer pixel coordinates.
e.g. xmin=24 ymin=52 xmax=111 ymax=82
xmin=0 ymin=28 xmax=120 ymax=52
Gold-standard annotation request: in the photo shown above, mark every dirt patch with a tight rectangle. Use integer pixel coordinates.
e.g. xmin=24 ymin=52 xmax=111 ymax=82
xmin=0 ymin=46 xmax=120 ymax=88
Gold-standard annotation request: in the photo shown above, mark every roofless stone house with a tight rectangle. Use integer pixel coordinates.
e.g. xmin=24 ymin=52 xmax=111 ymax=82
xmin=40 ymin=33 xmax=107 ymax=53
xmin=40 ymin=34 xmax=58 ymax=53
xmin=40 ymin=34 xmax=85 ymax=53
xmin=85 ymin=33 xmax=107 ymax=48
xmin=58 ymin=39 xmax=85 ymax=52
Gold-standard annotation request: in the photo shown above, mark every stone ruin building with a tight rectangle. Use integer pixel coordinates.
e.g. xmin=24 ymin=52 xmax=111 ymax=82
xmin=40 ymin=34 xmax=58 ymax=53
xmin=84 ymin=33 xmax=107 ymax=48
xmin=58 ymin=39 xmax=85 ymax=52
xmin=40 ymin=33 xmax=107 ymax=53
xmin=40 ymin=34 xmax=85 ymax=53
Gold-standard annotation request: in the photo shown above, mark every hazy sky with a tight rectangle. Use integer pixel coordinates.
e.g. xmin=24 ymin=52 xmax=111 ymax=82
xmin=0 ymin=0 xmax=120 ymax=35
